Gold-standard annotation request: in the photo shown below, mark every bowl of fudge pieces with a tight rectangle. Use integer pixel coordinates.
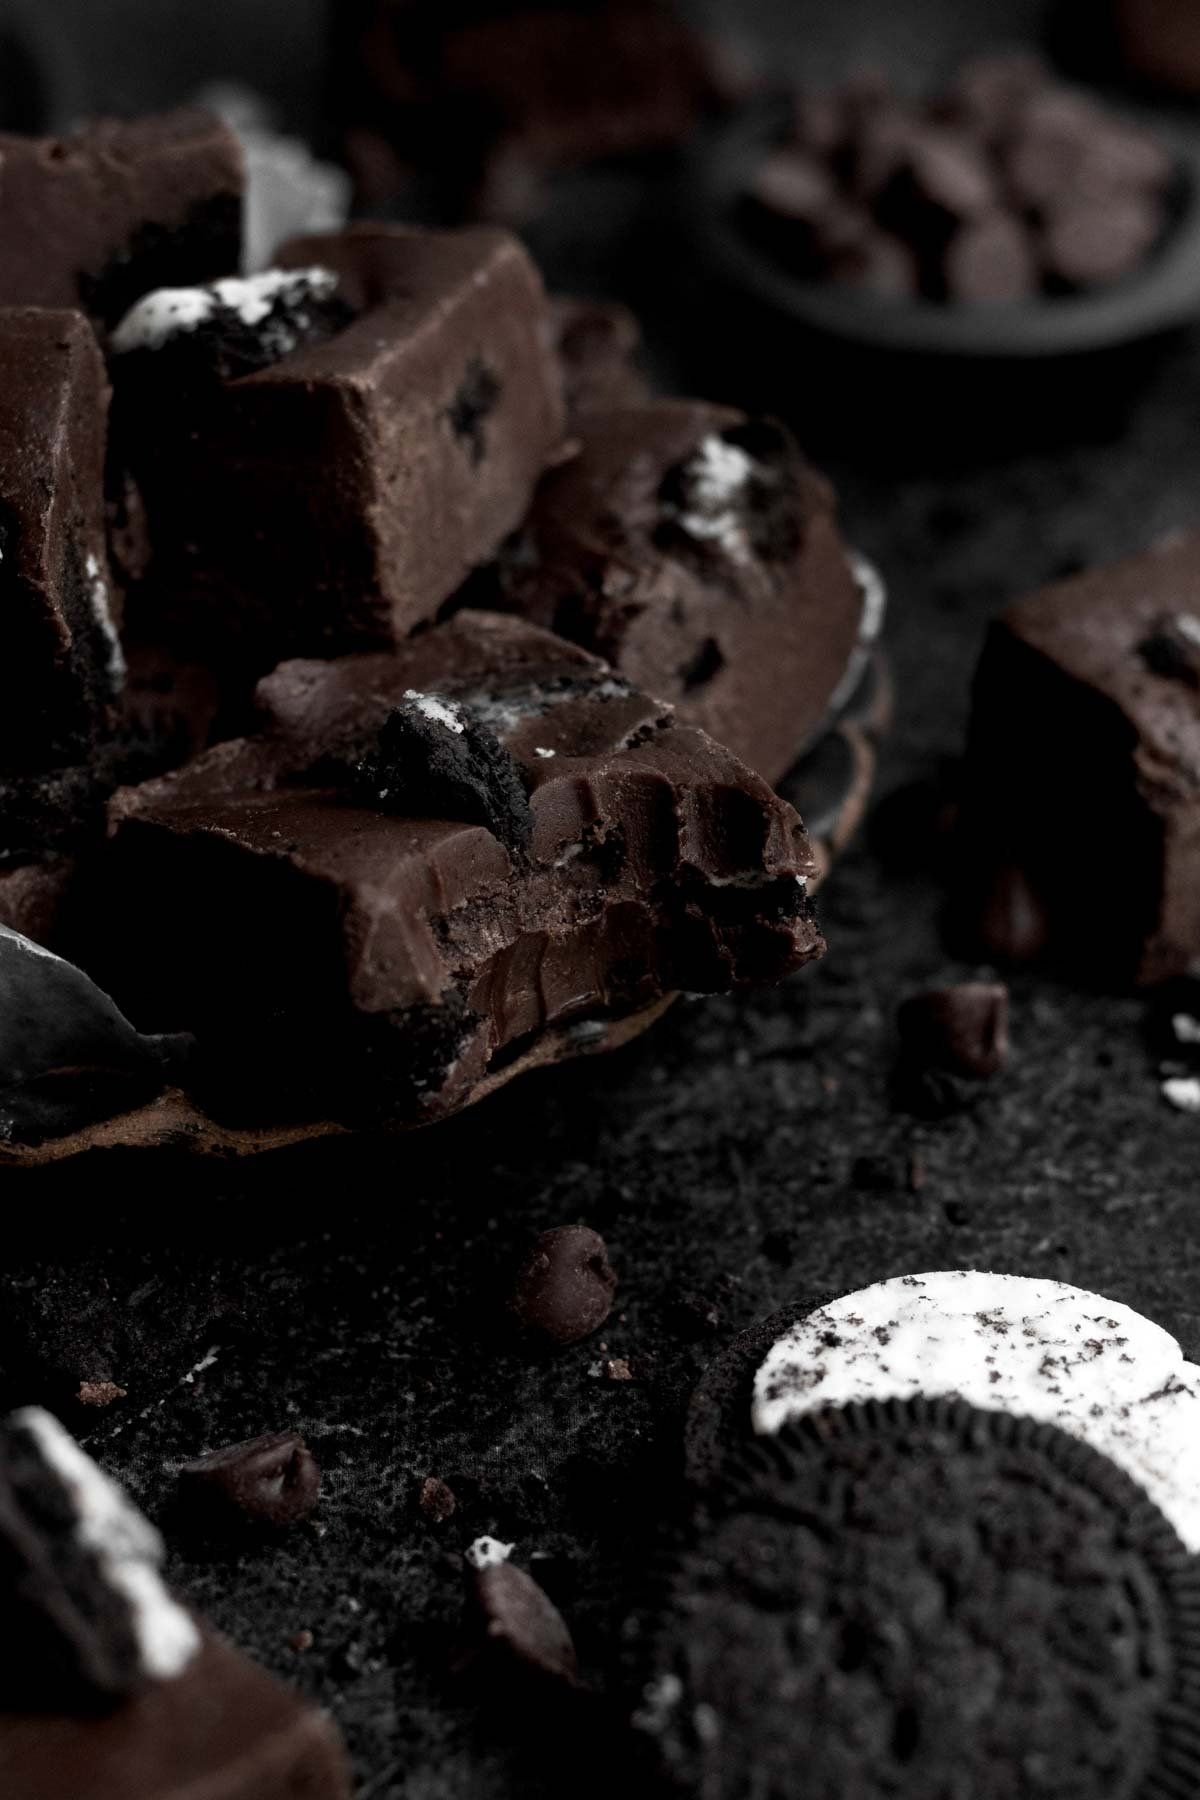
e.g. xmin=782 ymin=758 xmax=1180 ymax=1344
xmin=696 ymin=49 xmax=1200 ymax=356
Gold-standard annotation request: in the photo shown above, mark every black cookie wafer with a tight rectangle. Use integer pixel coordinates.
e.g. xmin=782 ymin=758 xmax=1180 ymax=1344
xmin=683 ymin=1292 xmax=837 ymax=1491
xmin=640 ymin=1396 xmax=1200 ymax=1800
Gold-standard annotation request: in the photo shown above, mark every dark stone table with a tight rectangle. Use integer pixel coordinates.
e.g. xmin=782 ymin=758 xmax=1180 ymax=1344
xmin=6 ymin=2 xmax=1200 ymax=1794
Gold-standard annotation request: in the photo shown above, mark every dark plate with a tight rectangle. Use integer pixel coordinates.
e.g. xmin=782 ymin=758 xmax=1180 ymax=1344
xmin=687 ymin=99 xmax=1200 ymax=359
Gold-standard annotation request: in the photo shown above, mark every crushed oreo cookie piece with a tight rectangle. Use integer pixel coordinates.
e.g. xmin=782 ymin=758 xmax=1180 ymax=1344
xmin=110 ymin=267 xmax=354 ymax=387
xmin=0 ymin=925 xmax=186 ymax=1144
xmin=0 ymin=1407 xmax=200 ymax=1707
xmin=638 ymin=1396 xmax=1200 ymax=1800
xmin=178 ymin=1431 xmax=320 ymax=1528
xmin=353 ymin=689 xmax=534 ymax=855
xmin=418 ymin=1477 xmax=458 ymax=1524
xmin=509 ymin=1227 xmax=618 ymax=1348
xmin=657 ymin=421 xmax=802 ymax=568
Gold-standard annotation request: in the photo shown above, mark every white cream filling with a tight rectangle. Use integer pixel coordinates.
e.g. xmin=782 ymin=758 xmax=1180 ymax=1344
xmin=464 ymin=1535 xmax=514 ymax=1570
xmin=404 ymin=689 xmax=466 ymax=735
xmin=110 ymin=267 xmax=338 ymax=354
xmin=14 ymin=1407 xmax=200 ymax=1680
xmin=85 ymin=552 xmax=125 ymax=685
xmin=676 ymin=435 xmax=757 ymax=562
xmin=751 ymin=1269 xmax=1200 ymax=1550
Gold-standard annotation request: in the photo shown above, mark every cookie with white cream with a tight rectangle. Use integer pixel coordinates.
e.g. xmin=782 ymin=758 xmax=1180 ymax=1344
xmin=688 ymin=1270 xmax=1200 ymax=1550
xmin=0 ymin=1407 xmax=199 ymax=1705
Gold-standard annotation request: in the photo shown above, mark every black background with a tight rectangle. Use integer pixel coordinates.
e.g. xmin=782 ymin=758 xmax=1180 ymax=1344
xmin=6 ymin=3 xmax=1200 ymax=1796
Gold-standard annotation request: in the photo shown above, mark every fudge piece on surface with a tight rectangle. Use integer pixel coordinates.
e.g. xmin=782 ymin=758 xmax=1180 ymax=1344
xmin=0 ymin=1633 xmax=352 ymax=1800
xmin=962 ymin=531 xmax=1200 ymax=984
xmin=97 ymin=612 xmax=822 ymax=1130
xmin=111 ymin=225 xmax=567 ymax=668
xmin=0 ymin=308 xmax=121 ymax=782
xmin=487 ymin=401 xmax=868 ymax=783
xmin=0 ymin=109 xmax=243 ymax=333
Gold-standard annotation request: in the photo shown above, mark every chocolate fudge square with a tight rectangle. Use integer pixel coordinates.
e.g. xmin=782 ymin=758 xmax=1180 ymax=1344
xmin=0 ymin=1633 xmax=352 ymax=1800
xmin=488 ymin=402 xmax=866 ymax=784
xmin=0 ymin=308 xmax=121 ymax=781
xmin=97 ymin=612 xmax=821 ymax=1131
xmin=0 ymin=109 xmax=243 ymax=334
xmin=963 ymin=532 xmax=1200 ymax=985
xmin=113 ymin=225 xmax=566 ymax=668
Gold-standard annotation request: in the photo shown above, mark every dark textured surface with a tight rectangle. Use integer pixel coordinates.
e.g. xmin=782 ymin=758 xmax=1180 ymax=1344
xmin=5 ymin=3 xmax=1200 ymax=1796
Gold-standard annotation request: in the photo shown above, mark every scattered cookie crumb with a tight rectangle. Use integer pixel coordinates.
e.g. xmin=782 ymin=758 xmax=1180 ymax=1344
xmin=76 ymin=1380 xmax=127 ymax=1407
xmin=419 ymin=1476 xmax=457 ymax=1523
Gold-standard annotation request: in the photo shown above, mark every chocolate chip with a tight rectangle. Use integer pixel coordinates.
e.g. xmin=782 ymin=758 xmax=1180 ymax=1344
xmin=354 ymin=691 xmax=534 ymax=856
xmin=942 ymin=210 xmax=1038 ymax=304
xmin=897 ymin=983 xmax=1010 ymax=1079
xmin=178 ymin=1430 xmax=320 ymax=1527
xmin=1040 ymin=195 xmax=1163 ymax=290
xmin=509 ymin=1226 xmax=617 ymax=1347
xmin=469 ymin=1561 xmax=578 ymax=1685
xmin=973 ymin=863 xmax=1050 ymax=965
xmin=418 ymin=1476 xmax=458 ymax=1524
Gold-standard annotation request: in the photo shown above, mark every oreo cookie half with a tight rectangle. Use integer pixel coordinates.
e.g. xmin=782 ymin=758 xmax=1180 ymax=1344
xmin=684 ymin=1271 xmax=1200 ymax=1553
xmin=0 ymin=1407 xmax=200 ymax=1707
xmin=638 ymin=1397 xmax=1200 ymax=1800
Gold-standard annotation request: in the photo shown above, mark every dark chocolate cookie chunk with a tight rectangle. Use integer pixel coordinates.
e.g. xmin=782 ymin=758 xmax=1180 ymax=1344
xmin=353 ymin=689 xmax=534 ymax=856
xmin=0 ymin=1407 xmax=199 ymax=1707
xmin=639 ymin=1397 xmax=1200 ymax=1800
xmin=110 ymin=267 xmax=356 ymax=391
xmin=0 ymin=926 xmax=185 ymax=1144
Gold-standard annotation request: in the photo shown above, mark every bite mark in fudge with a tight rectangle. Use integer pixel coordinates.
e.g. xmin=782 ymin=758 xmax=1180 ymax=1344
xmin=0 ymin=309 xmax=121 ymax=778
xmin=116 ymin=224 xmax=566 ymax=667
xmin=0 ymin=109 xmax=243 ymax=333
xmin=96 ymin=613 xmax=821 ymax=1130
xmin=962 ymin=531 xmax=1200 ymax=984
xmin=488 ymin=401 xmax=867 ymax=783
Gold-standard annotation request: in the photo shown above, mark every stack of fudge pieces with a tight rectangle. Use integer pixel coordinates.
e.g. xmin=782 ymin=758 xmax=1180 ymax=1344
xmin=0 ymin=105 xmax=883 ymax=1158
